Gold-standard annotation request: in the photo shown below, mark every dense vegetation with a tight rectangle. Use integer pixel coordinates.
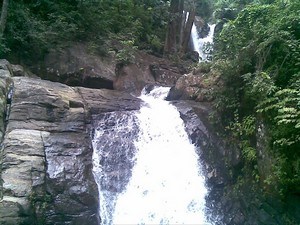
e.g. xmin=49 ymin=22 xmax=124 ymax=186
xmin=213 ymin=0 xmax=300 ymax=198
xmin=0 ymin=0 xmax=216 ymax=63
xmin=0 ymin=0 xmax=171 ymax=63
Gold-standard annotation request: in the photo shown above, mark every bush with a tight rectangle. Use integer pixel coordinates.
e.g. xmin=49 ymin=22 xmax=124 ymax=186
xmin=213 ymin=0 xmax=300 ymax=196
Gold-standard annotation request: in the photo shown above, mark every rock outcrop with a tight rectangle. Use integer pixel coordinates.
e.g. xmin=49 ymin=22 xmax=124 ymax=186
xmin=32 ymin=43 xmax=116 ymax=90
xmin=114 ymin=51 xmax=183 ymax=94
xmin=0 ymin=62 xmax=141 ymax=224
xmin=167 ymin=67 xmax=220 ymax=102
xmin=2 ymin=54 xmax=297 ymax=225
xmin=0 ymin=60 xmax=13 ymax=142
xmin=28 ymin=44 xmax=185 ymax=94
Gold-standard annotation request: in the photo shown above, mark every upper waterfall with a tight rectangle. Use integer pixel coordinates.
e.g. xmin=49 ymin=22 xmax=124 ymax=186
xmin=191 ymin=23 xmax=216 ymax=61
xmin=92 ymin=86 xmax=212 ymax=225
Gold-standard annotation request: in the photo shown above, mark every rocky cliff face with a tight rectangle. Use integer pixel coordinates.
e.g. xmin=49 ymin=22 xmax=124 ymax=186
xmin=0 ymin=61 xmax=141 ymax=225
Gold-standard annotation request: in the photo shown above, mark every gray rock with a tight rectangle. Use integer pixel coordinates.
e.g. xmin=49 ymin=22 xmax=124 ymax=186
xmin=114 ymin=51 xmax=183 ymax=93
xmin=114 ymin=63 xmax=155 ymax=94
xmin=1 ymin=75 xmax=141 ymax=224
xmin=0 ymin=62 xmax=13 ymax=142
xmin=167 ymin=73 xmax=207 ymax=101
xmin=77 ymin=86 xmax=141 ymax=115
xmin=33 ymin=43 xmax=116 ymax=89
xmin=149 ymin=63 xmax=182 ymax=85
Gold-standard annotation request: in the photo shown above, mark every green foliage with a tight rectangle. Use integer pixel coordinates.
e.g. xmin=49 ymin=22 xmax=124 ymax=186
xmin=227 ymin=114 xmax=257 ymax=163
xmin=116 ymin=40 xmax=138 ymax=65
xmin=257 ymin=85 xmax=300 ymax=150
xmin=213 ymin=0 xmax=300 ymax=196
xmin=194 ymin=0 xmax=214 ymax=21
xmin=0 ymin=0 xmax=169 ymax=62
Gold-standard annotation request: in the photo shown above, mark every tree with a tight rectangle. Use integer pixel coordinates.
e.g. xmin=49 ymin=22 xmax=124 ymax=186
xmin=180 ymin=5 xmax=195 ymax=54
xmin=164 ymin=0 xmax=196 ymax=57
xmin=213 ymin=0 xmax=300 ymax=196
xmin=164 ymin=0 xmax=184 ymax=55
xmin=0 ymin=0 xmax=9 ymax=37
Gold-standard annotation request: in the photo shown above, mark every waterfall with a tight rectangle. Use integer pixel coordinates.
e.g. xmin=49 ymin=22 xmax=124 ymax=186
xmin=92 ymin=86 xmax=212 ymax=225
xmin=191 ymin=23 xmax=216 ymax=61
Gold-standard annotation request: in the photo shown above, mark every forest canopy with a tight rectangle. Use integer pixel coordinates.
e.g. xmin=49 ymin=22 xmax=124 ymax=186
xmin=0 ymin=0 xmax=171 ymax=62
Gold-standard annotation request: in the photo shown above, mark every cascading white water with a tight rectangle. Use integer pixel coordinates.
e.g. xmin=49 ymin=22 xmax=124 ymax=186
xmin=93 ymin=86 xmax=212 ymax=225
xmin=191 ymin=23 xmax=216 ymax=61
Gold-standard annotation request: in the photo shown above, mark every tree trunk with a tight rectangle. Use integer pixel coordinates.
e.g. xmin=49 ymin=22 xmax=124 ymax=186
xmin=176 ymin=0 xmax=184 ymax=48
xmin=180 ymin=10 xmax=188 ymax=47
xmin=164 ymin=0 xmax=196 ymax=57
xmin=180 ymin=9 xmax=195 ymax=54
xmin=0 ymin=0 xmax=9 ymax=36
xmin=164 ymin=0 xmax=184 ymax=56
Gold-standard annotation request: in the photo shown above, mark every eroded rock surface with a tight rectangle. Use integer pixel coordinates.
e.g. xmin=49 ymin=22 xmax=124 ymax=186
xmin=172 ymin=100 xmax=297 ymax=225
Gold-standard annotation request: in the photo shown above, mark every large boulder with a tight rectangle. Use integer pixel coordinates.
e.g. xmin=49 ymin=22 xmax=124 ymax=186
xmin=114 ymin=63 xmax=155 ymax=94
xmin=114 ymin=51 xmax=183 ymax=93
xmin=32 ymin=43 xmax=116 ymax=89
xmin=2 ymin=77 xmax=100 ymax=224
xmin=167 ymin=68 xmax=220 ymax=102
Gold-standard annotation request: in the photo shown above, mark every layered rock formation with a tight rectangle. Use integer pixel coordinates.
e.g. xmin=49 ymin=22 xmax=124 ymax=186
xmin=0 ymin=61 xmax=141 ymax=224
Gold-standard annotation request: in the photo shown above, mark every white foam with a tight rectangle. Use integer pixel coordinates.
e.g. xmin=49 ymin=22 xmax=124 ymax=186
xmin=112 ymin=87 xmax=211 ymax=225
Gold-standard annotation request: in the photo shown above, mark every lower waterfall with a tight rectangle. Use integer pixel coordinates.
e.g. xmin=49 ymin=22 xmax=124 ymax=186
xmin=92 ymin=86 xmax=211 ymax=225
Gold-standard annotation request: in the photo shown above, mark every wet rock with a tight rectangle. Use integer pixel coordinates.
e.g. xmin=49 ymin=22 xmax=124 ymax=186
xmin=10 ymin=64 xmax=37 ymax=78
xmin=0 ymin=198 xmax=34 ymax=225
xmin=0 ymin=129 xmax=47 ymax=224
xmin=1 ymin=75 xmax=141 ymax=224
xmin=1 ymin=77 xmax=100 ymax=224
xmin=0 ymin=59 xmax=12 ymax=72
xmin=0 ymin=61 xmax=13 ymax=141
xmin=172 ymin=100 xmax=228 ymax=187
xmin=167 ymin=74 xmax=204 ymax=100
xmin=77 ymin=86 xmax=141 ymax=115
xmin=194 ymin=16 xmax=209 ymax=38
xmin=185 ymin=51 xmax=200 ymax=62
